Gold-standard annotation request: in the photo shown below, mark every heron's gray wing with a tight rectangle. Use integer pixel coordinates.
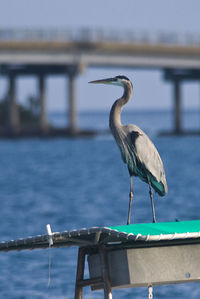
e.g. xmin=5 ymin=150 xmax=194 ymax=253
xmin=127 ymin=125 xmax=168 ymax=195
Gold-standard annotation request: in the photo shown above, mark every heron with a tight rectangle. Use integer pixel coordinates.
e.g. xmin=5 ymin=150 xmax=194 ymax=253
xmin=89 ymin=75 xmax=168 ymax=225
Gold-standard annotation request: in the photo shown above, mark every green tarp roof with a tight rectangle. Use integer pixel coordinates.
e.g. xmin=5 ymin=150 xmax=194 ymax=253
xmin=0 ymin=220 xmax=200 ymax=252
xmin=109 ymin=220 xmax=200 ymax=236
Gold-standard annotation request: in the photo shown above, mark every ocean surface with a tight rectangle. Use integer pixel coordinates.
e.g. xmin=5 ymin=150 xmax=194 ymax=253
xmin=0 ymin=109 xmax=199 ymax=298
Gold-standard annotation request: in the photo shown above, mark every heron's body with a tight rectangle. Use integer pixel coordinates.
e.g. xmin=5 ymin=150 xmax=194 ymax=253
xmin=110 ymin=113 xmax=167 ymax=197
xmin=89 ymin=75 xmax=168 ymax=224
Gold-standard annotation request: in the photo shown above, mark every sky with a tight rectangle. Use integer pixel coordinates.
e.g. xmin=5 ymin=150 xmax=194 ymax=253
xmin=0 ymin=0 xmax=200 ymax=112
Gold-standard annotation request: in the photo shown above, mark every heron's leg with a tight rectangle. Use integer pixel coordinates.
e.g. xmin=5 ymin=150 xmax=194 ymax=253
xmin=127 ymin=176 xmax=133 ymax=225
xmin=147 ymin=178 xmax=156 ymax=223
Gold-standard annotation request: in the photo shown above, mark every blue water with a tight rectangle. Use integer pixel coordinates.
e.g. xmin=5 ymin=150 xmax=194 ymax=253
xmin=0 ymin=110 xmax=199 ymax=298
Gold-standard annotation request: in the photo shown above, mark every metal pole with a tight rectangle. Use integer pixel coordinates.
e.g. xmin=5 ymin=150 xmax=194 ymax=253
xmin=99 ymin=246 xmax=112 ymax=299
xmin=68 ymin=73 xmax=77 ymax=135
xmin=74 ymin=248 xmax=86 ymax=299
xmin=39 ymin=75 xmax=48 ymax=134
xmin=174 ymin=79 xmax=182 ymax=134
xmin=8 ymin=74 xmax=20 ymax=135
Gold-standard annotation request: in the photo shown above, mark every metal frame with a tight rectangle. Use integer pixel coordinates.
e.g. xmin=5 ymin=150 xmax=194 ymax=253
xmin=74 ymin=246 xmax=112 ymax=299
xmin=1 ymin=223 xmax=200 ymax=298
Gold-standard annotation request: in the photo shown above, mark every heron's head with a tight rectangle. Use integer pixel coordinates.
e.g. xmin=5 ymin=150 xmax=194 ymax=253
xmin=89 ymin=75 xmax=133 ymax=89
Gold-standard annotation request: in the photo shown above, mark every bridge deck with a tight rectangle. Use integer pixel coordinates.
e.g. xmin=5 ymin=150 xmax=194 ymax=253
xmin=0 ymin=40 xmax=200 ymax=69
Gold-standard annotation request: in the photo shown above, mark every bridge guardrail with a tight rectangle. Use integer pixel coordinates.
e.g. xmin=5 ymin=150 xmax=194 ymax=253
xmin=0 ymin=28 xmax=200 ymax=46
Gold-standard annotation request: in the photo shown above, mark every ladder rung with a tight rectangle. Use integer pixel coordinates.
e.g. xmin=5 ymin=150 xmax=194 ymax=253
xmin=77 ymin=277 xmax=103 ymax=287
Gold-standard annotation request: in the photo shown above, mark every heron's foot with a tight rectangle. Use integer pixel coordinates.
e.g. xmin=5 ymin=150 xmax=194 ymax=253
xmin=127 ymin=218 xmax=131 ymax=225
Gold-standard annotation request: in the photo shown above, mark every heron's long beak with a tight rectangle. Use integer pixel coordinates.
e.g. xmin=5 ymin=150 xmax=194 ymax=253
xmin=89 ymin=78 xmax=114 ymax=84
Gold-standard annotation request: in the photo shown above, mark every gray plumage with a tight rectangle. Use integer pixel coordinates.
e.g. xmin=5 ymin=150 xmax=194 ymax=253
xmin=89 ymin=75 xmax=168 ymax=224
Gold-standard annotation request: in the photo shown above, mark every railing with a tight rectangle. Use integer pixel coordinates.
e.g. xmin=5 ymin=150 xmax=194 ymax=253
xmin=0 ymin=27 xmax=200 ymax=46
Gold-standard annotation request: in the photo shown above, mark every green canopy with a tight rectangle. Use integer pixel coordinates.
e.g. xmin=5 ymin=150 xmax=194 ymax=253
xmin=109 ymin=220 xmax=200 ymax=236
xmin=0 ymin=220 xmax=200 ymax=252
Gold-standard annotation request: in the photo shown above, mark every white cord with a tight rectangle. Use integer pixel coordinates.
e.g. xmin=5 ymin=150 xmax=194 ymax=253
xmin=46 ymin=224 xmax=53 ymax=287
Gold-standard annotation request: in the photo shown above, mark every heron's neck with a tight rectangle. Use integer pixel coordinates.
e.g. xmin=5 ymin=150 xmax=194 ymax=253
xmin=109 ymin=84 xmax=132 ymax=130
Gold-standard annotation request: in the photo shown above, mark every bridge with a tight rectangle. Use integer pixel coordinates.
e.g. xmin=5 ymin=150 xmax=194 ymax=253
xmin=0 ymin=28 xmax=200 ymax=136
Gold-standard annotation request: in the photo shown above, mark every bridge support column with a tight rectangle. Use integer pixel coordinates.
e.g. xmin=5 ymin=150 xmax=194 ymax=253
xmin=39 ymin=75 xmax=49 ymax=135
xmin=8 ymin=74 xmax=20 ymax=135
xmin=68 ymin=73 xmax=78 ymax=135
xmin=173 ymin=79 xmax=182 ymax=134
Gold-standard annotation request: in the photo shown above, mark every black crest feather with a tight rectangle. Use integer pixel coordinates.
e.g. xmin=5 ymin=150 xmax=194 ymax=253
xmin=115 ymin=75 xmax=130 ymax=81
